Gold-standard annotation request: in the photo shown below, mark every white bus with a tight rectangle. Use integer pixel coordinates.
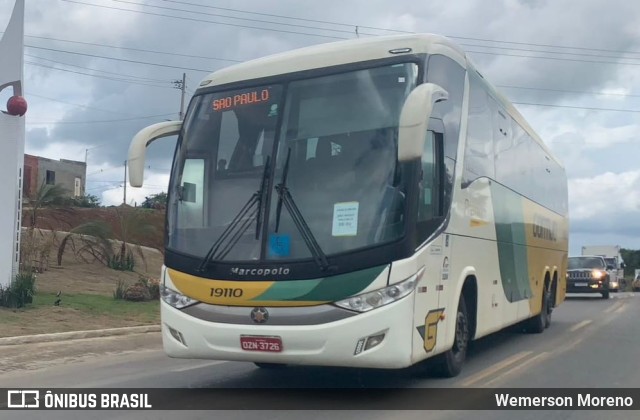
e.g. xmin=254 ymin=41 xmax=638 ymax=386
xmin=128 ymin=33 xmax=569 ymax=377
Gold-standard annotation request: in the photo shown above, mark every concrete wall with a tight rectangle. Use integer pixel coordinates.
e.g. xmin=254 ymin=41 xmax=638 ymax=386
xmin=23 ymin=154 xmax=38 ymax=198
xmin=34 ymin=156 xmax=86 ymax=198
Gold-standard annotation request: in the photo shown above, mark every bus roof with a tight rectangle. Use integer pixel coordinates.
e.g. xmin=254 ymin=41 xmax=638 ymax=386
xmin=197 ymin=33 xmax=562 ymax=169
xmin=198 ymin=33 xmax=466 ymax=88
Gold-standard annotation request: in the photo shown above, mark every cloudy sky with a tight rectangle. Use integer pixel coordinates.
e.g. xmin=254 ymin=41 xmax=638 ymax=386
xmin=1 ymin=0 xmax=639 ymax=255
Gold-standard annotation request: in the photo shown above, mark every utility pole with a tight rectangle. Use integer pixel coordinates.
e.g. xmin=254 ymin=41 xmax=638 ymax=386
xmin=123 ymin=160 xmax=127 ymax=205
xmin=173 ymin=73 xmax=186 ymax=120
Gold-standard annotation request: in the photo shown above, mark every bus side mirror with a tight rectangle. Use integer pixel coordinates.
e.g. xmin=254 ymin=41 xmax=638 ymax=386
xmin=128 ymin=121 xmax=182 ymax=187
xmin=397 ymin=83 xmax=448 ymax=161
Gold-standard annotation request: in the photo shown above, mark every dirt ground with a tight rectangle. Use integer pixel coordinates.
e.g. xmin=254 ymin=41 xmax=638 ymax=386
xmin=28 ymin=229 xmax=164 ymax=296
xmin=0 ymin=228 xmax=164 ymax=337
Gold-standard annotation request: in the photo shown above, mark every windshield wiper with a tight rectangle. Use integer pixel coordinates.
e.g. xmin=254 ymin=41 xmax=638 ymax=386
xmin=197 ymin=157 xmax=271 ymax=272
xmin=274 ymin=148 xmax=329 ymax=271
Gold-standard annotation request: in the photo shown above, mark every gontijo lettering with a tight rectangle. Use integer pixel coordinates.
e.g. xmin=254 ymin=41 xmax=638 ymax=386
xmin=213 ymin=89 xmax=270 ymax=111
xmin=532 ymin=214 xmax=558 ymax=241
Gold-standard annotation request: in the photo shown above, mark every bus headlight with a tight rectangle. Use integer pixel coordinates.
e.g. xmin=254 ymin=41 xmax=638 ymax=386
xmin=161 ymin=285 xmax=198 ymax=309
xmin=334 ymin=268 xmax=424 ymax=313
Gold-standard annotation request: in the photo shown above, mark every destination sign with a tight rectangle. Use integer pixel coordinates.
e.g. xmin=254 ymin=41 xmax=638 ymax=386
xmin=212 ymin=89 xmax=271 ymax=112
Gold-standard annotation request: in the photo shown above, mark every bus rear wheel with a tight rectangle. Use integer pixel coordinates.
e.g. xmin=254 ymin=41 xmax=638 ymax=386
xmin=525 ymin=282 xmax=551 ymax=334
xmin=431 ymin=295 xmax=469 ymax=378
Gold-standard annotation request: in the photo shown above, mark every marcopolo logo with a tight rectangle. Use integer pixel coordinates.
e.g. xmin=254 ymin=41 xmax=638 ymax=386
xmin=7 ymin=390 xmax=40 ymax=408
xmin=230 ymin=267 xmax=290 ymax=276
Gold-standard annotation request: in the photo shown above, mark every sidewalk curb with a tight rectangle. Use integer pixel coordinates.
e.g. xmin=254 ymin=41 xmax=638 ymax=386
xmin=0 ymin=325 xmax=161 ymax=346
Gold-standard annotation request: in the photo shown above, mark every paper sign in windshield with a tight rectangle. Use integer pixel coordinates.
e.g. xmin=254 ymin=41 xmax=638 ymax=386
xmin=332 ymin=202 xmax=359 ymax=236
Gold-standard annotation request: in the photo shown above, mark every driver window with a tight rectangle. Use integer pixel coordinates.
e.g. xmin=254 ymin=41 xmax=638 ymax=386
xmin=178 ymin=158 xmax=205 ymax=228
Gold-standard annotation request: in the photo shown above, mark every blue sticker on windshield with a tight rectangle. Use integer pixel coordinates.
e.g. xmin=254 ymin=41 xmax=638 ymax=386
xmin=268 ymin=104 xmax=278 ymax=117
xmin=269 ymin=234 xmax=290 ymax=257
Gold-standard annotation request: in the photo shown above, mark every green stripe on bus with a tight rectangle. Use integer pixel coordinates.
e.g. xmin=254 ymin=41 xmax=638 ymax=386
xmin=492 ymin=184 xmax=531 ymax=302
xmin=254 ymin=265 xmax=387 ymax=302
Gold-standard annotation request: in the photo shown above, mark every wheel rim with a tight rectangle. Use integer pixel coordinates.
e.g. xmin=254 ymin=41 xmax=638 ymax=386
xmin=452 ymin=310 xmax=468 ymax=357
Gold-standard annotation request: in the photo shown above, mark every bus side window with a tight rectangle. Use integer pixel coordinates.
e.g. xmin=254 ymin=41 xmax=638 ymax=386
xmin=462 ymin=71 xmax=495 ymax=188
xmin=417 ymin=129 xmax=444 ymax=242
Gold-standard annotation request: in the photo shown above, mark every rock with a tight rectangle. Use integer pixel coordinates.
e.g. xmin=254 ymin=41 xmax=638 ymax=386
xmin=123 ymin=283 xmax=151 ymax=302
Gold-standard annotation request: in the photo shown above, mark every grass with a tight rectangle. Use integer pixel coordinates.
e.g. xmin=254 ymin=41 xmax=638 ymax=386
xmin=0 ymin=292 xmax=160 ymax=338
xmin=34 ymin=292 xmax=159 ymax=320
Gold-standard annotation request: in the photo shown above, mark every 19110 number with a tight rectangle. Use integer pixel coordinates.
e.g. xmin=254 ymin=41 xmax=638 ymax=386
xmin=210 ymin=288 xmax=243 ymax=298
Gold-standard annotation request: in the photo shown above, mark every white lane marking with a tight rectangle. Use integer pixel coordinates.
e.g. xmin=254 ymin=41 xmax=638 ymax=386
xmin=484 ymin=352 xmax=550 ymax=387
xmin=461 ymin=351 xmax=532 ymax=387
xmin=604 ymin=302 xmax=622 ymax=313
xmin=171 ymin=361 xmax=228 ymax=372
xmin=614 ymin=304 xmax=626 ymax=314
xmin=569 ymin=320 xmax=592 ymax=332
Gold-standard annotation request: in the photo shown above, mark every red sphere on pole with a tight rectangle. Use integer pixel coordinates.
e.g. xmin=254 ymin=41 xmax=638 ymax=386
xmin=6 ymin=95 xmax=28 ymax=116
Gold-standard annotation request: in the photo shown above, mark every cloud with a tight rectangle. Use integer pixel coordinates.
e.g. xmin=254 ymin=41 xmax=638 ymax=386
xmin=568 ymin=170 xmax=640 ymax=238
xmin=3 ymin=0 xmax=640 ymax=248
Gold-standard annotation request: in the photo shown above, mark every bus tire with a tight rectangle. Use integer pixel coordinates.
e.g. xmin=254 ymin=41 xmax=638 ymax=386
xmin=431 ymin=294 xmax=469 ymax=378
xmin=525 ymin=282 xmax=551 ymax=334
xmin=254 ymin=362 xmax=286 ymax=369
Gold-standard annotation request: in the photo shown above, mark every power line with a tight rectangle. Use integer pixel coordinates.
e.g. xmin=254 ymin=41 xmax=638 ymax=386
xmin=26 ymin=61 xmax=175 ymax=88
xmin=23 ymin=92 xmax=127 ymax=115
xmin=24 ymin=34 xmax=243 ymax=63
xmin=26 ymin=44 xmax=214 ymax=72
xmin=7 ymin=8 xmax=640 ymax=57
xmin=61 ymin=0 xmax=347 ymax=40
xmin=465 ymin=49 xmax=640 ymax=67
xmin=27 ymin=113 xmax=176 ymax=125
xmin=458 ymin=42 xmax=640 ymax=61
xmin=498 ymin=85 xmax=640 ymax=99
xmin=448 ymin=34 xmax=640 ymax=57
xmin=513 ymin=102 xmax=640 ymax=113
xmin=116 ymin=0 xmax=640 ymax=57
xmin=113 ymin=0 xmax=363 ymax=35
xmin=26 ymin=53 xmax=171 ymax=83
xmin=59 ymin=2 xmax=640 ymax=69
xmin=158 ymin=0 xmax=382 ymax=30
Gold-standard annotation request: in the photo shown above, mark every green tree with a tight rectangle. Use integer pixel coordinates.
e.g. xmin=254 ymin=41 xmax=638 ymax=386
xmin=620 ymin=248 xmax=640 ymax=278
xmin=71 ymin=194 xmax=101 ymax=208
xmin=141 ymin=192 xmax=167 ymax=209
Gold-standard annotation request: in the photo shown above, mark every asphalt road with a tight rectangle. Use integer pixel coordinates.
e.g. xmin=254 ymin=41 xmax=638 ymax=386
xmin=1 ymin=292 xmax=638 ymax=420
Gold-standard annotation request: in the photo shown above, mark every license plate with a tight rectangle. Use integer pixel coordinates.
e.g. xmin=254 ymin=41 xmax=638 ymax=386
xmin=574 ymin=282 xmax=588 ymax=287
xmin=240 ymin=336 xmax=283 ymax=353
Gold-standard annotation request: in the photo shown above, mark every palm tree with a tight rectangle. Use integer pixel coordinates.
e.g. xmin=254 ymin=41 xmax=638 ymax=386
xmin=28 ymin=181 xmax=69 ymax=227
xmin=112 ymin=206 xmax=158 ymax=271
xmin=56 ymin=206 xmax=158 ymax=272
xmin=57 ymin=220 xmax=114 ymax=266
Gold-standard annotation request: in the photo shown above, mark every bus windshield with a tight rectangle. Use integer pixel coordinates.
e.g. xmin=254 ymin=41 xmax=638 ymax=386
xmin=167 ymin=62 xmax=419 ymax=262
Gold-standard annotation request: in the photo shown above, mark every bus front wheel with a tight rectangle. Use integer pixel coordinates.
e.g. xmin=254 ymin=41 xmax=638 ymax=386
xmin=430 ymin=294 xmax=469 ymax=378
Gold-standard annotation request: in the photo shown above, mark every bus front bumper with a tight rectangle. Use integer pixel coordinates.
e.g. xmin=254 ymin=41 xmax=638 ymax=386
xmin=160 ymin=297 xmax=415 ymax=369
